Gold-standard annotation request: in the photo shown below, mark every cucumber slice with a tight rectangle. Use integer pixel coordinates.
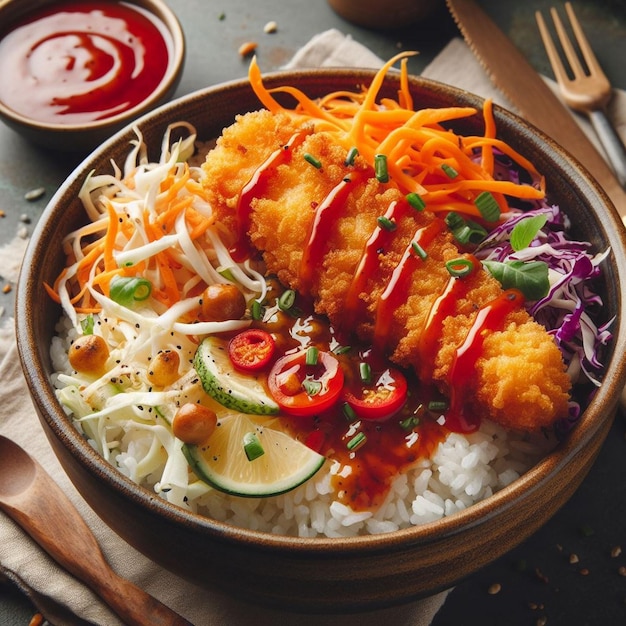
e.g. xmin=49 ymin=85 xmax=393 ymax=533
xmin=182 ymin=413 xmax=325 ymax=497
xmin=193 ymin=336 xmax=279 ymax=415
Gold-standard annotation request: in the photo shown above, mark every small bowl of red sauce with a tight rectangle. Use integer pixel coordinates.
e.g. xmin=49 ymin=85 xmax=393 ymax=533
xmin=0 ymin=0 xmax=185 ymax=152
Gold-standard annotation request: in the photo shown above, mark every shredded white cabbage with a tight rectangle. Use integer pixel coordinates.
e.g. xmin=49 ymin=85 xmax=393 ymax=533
xmin=52 ymin=124 xmax=267 ymax=509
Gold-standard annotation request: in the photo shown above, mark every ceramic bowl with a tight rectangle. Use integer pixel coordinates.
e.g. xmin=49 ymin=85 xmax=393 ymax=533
xmin=15 ymin=70 xmax=626 ymax=613
xmin=0 ymin=0 xmax=185 ymax=153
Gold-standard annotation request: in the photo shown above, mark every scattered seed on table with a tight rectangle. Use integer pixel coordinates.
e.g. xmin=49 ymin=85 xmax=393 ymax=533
xmin=618 ymin=566 xmax=626 ymax=577
xmin=238 ymin=41 xmax=257 ymax=56
xmin=264 ymin=21 xmax=277 ymax=33
xmin=0 ymin=210 xmax=5 ymax=217
xmin=20 ymin=213 xmax=31 ymax=223
xmin=569 ymin=553 xmax=579 ymax=564
xmin=2 ymin=284 xmax=11 ymax=294
xmin=487 ymin=583 xmax=501 ymax=595
xmin=611 ymin=546 xmax=622 ymax=558
xmin=536 ymin=617 xmax=548 ymax=626
xmin=579 ymin=567 xmax=590 ymax=575
xmin=24 ymin=187 xmax=45 ymax=201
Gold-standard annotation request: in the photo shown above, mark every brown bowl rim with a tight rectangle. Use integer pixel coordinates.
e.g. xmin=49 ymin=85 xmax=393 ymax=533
xmin=16 ymin=67 xmax=626 ymax=557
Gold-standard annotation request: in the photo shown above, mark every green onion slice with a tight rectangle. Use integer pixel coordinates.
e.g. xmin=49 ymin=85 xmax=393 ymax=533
xmin=406 ymin=192 xmax=426 ymax=211
xmin=347 ymin=431 xmax=367 ymax=451
xmin=278 ymin=289 xmax=296 ymax=311
xmin=445 ymin=212 xmax=488 ymax=245
xmin=411 ymin=241 xmax=428 ymax=260
xmin=243 ymin=432 xmax=265 ymax=461
xmin=305 ymin=346 xmax=319 ymax=366
xmin=445 ymin=258 xmax=475 ymax=278
xmin=250 ymin=299 xmax=264 ymax=321
xmin=359 ymin=362 xmax=372 ymax=384
xmin=474 ymin=191 xmax=501 ymax=222
xmin=342 ymin=402 xmax=357 ymax=421
xmin=377 ymin=216 xmax=397 ymax=231
xmin=110 ymin=276 xmax=152 ymax=306
xmin=345 ymin=147 xmax=359 ymax=166
xmin=304 ymin=153 xmax=322 ymax=169
xmin=441 ymin=163 xmax=458 ymax=178
xmin=374 ymin=154 xmax=389 ymax=183
xmin=427 ymin=400 xmax=449 ymax=412
xmin=399 ymin=416 xmax=420 ymax=430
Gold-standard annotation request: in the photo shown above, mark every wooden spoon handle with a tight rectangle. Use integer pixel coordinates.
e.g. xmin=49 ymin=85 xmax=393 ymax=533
xmin=0 ymin=455 xmax=192 ymax=625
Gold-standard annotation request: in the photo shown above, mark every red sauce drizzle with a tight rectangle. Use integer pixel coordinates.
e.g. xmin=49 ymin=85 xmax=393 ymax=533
xmin=298 ymin=172 xmax=365 ymax=293
xmin=231 ymin=131 xmax=309 ymax=262
xmin=445 ymin=288 xmax=525 ymax=432
xmin=372 ymin=220 xmax=444 ymax=352
xmin=342 ymin=199 xmax=407 ymax=328
xmin=0 ymin=1 xmax=173 ymax=124
xmin=417 ymin=258 xmax=481 ymax=380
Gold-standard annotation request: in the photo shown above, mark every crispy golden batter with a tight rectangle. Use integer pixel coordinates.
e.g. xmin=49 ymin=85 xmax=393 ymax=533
xmin=202 ymin=110 xmax=571 ymax=431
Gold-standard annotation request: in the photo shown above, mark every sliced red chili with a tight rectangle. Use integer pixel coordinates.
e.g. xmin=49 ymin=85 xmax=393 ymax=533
xmin=228 ymin=329 xmax=276 ymax=372
xmin=342 ymin=366 xmax=408 ymax=421
xmin=267 ymin=349 xmax=344 ymax=417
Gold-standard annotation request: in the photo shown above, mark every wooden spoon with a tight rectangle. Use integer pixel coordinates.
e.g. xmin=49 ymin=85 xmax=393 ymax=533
xmin=0 ymin=435 xmax=192 ymax=626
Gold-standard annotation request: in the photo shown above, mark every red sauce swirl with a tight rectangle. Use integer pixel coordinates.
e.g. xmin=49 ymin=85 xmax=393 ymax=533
xmin=0 ymin=1 xmax=173 ymax=124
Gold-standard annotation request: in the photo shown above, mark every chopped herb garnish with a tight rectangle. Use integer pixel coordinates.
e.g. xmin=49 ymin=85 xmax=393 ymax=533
xmin=374 ymin=154 xmax=389 ymax=183
xmin=445 ymin=258 xmax=475 ymax=278
xmin=305 ymin=346 xmax=319 ymax=366
xmin=250 ymin=299 xmax=264 ymax=321
xmin=304 ymin=153 xmax=322 ymax=169
xmin=303 ymin=378 xmax=322 ymax=396
xmin=441 ymin=163 xmax=459 ymax=178
xmin=428 ymin=400 xmax=449 ymax=412
xmin=278 ymin=289 xmax=296 ymax=311
xmin=510 ymin=214 xmax=549 ymax=252
xmin=399 ymin=416 xmax=420 ymax=430
xmin=333 ymin=344 xmax=352 ymax=355
xmin=445 ymin=211 xmax=488 ymax=245
xmin=243 ymin=432 xmax=265 ymax=461
xmin=81 ymin=314 xmax=95 ymax=335
xmin=482 ymin=259 xmax=549 ymax=301
xmin=474 ymin=191 xmax=501 ymax=222
xmin=343 ymin=402 xmax=357 ymax=421
xmin=411 ymin=241 xmax=428 ymax=260
xmin=377 ymin=216 xmax=396 ymax=231
xmin=347 ymin=431 xmax=367 ymax=450
xmin=406 ymin=192 xmax=426 ymax=211
xmin=359 ymin=362 xmax=372 ymax=384
xmin=110 ymin=276 xmax=152 ymax=306
xmin=345 ymin=147 xmax=359 ymax=166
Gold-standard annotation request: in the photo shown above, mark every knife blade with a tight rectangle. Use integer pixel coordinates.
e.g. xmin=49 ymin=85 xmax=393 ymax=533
xmin=446 ymin=0 xmax=626 ymax=222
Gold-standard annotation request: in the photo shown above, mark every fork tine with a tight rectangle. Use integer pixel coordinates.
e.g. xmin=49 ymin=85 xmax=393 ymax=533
xmin=535 ymin=10 xmax=570 ymax=86
xmin=550 ymin=5 xmax=585 ymax=80
xmin=563 ymin=2 xmax=604 ymax=76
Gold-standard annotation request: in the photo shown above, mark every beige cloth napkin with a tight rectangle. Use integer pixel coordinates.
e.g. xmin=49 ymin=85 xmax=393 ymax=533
xmin=1 ymin=29 xmax=625 ymax=626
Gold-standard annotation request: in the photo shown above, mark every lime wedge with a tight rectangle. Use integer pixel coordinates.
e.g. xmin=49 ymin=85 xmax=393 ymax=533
xmin=182 ymin=413 xmax=325 ymax=497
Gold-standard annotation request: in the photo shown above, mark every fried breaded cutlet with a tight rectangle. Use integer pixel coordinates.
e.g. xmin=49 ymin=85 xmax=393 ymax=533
xmin=201 ymin=110 xmax=572 ymax=432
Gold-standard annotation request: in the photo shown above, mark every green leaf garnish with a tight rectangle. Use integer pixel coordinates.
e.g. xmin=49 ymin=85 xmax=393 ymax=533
xmin=510 ymin=214 xmax=548 ymax=252
xmin=483 ymin=260 xmax=550 ymax=301
xmin=80 ymin=314 xmax=95 ymax=335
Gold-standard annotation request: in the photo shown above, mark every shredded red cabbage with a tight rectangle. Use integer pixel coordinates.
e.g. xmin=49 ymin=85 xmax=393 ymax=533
xmin=476 ymin=203 xmax=612 ymax=394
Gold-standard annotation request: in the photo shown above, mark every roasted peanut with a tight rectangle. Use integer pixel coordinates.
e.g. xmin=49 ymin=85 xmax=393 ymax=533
xmin=172 ymin=403 xmax=218 ymax=444
xmin=200 ymin=283 xmax=246 ymax=321
xmin=147 ymin=350 xmax=180 ymax=387
xmin=68 ymin=334 xmax=109 ymax=374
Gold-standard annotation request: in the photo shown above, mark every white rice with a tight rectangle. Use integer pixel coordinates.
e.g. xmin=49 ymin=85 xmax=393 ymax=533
xmin=50 ymin=314 xmax=556 ymax=538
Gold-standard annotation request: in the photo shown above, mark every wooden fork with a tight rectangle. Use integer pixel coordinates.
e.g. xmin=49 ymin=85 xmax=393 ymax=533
xmin=536 ymin=2 xmax=626 ymax=187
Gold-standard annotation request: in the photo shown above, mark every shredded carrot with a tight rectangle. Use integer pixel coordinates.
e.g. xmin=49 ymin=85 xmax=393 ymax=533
xmin=248 ymin=52 xmax=546 ymax=219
